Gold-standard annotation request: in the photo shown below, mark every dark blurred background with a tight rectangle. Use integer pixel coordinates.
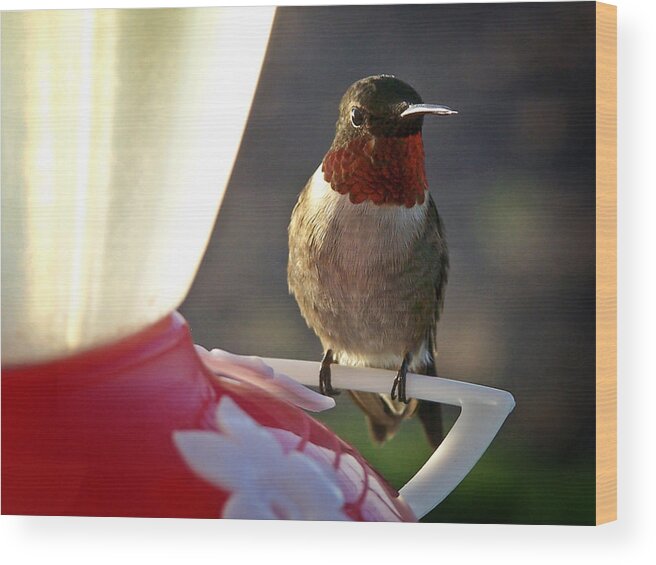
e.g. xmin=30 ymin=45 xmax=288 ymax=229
xmin=181 ymin=2 xmax=596 ymax=524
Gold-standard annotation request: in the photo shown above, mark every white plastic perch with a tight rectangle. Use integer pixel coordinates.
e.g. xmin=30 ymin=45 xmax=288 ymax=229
xmin=263 ymin=358 xmax=515 ymax=520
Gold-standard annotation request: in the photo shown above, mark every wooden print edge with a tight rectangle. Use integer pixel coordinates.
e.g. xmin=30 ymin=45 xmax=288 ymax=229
xmin=595 ymin=1 xmax=617 ymax=526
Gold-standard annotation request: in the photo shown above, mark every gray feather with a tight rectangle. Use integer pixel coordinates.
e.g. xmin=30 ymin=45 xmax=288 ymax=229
xmin=288 ymin=169 xmax=448 ymax=443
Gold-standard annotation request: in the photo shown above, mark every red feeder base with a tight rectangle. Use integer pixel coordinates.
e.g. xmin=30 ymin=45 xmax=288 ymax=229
xmin=2 ymin=313 xmax=414 ymax=521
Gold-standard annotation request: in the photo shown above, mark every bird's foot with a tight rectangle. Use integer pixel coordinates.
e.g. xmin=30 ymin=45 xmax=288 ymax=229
xmin=319 ymin=349 xmax=340 ymax=396
xmin=390 ymin=353 xmax=411 ymax=404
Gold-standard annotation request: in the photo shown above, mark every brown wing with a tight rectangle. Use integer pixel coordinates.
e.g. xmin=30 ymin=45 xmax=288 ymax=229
xmin=417 ymin=194 xmax=448 ymax=448
xmin=425 ymin=192 xmax=449 ymax=358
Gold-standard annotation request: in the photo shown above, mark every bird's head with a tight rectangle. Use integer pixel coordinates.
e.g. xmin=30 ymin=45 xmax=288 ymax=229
xmin=322 ymin=75 xmax=456 ymax=208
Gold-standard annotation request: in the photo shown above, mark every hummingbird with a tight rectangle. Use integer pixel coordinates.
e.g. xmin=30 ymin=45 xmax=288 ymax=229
xmin=288 ymin=75 xmax=455 ymax=446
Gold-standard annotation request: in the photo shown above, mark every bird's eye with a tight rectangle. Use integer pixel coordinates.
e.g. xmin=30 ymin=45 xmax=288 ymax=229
xmin=350 ymin=107 xmax=365 ymax=127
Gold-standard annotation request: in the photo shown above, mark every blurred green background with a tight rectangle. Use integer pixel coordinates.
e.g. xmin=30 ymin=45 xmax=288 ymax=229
xmin=181 ymin=2 xmax=596 ymax=524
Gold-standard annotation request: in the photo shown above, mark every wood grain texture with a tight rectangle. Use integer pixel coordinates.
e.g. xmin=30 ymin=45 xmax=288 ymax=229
xmin=595 ymin=1 xmax=617 ymax=525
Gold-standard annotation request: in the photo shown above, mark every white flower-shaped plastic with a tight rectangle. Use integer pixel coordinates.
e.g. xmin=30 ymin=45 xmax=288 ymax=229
xmin=266 ymin=427 xmax=415 ymax=521
xmin=173 ymin=396 xmax=348 ymax=520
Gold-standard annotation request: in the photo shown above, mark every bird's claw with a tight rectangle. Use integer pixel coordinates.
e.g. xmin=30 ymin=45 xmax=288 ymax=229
xmin=319 ymin=367 xmax=340 ymax=396
xmin=390 ymin=373 xmax=407 ymax=403
xmin=319 ymin=349 xmax=340 ymax=397
xmin=390 ymin=354 xmax=410 ymax=403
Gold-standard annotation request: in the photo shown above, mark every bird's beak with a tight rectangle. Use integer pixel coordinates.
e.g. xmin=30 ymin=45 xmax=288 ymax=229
xmin=400 ymin=103 xmax=458 ymax=118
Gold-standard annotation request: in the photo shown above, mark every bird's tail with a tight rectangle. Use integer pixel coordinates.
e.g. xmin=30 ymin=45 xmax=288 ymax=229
xmin=348 ymin=391 xmax=419 ymax=444
xmin=348 ymin=355 xmax=444 ymax=449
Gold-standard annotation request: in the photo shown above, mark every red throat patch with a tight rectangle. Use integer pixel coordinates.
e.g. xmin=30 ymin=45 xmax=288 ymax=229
xmin=322 ymin=133 xmax=427 ymax=207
